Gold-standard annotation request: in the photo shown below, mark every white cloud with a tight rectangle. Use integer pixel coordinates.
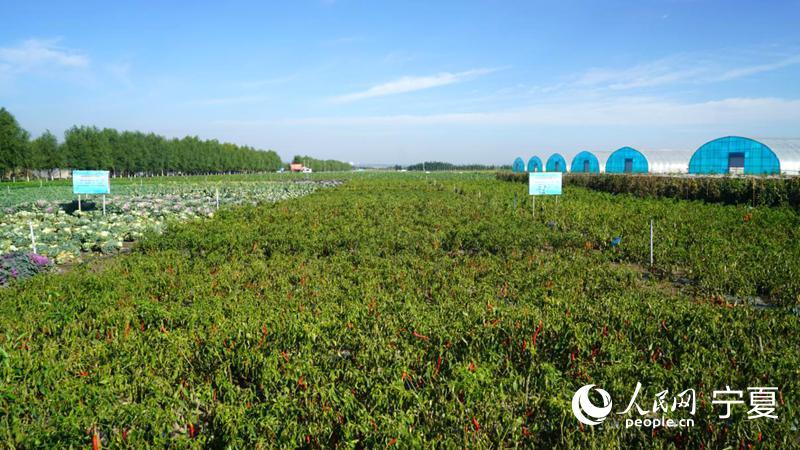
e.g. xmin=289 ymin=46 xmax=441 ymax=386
xmin=331 ymin=68 xmax=500 ymax=103
xmin=712 ymin=55 xmax=800 ymax=81
xmin=218 ymin=96 xmax=800 ymax=128
xmin=0 ymin=38 xmax=89 ymax=74
xmin=549 ymin=53 xmax=800 ymax=93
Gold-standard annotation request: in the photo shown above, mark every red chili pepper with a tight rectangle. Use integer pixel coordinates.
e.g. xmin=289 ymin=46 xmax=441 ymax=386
xmin=570 ymin=350 xmax=576 ymax=362
xmin=412 ymin=330 xmax=429 ymax=341
xmin=388 ymin=437 xmax=398 ymax=446
xmin=435 ymin=355 xmax=442 ymax=375
xmin=469 ymin=361 xmax=475 ymax=372
xmin=92 ymin=431 xmax=100 ymax=450
xmin=188 ymin=423 xmax=195 ymax=438
xmin=601 ymin=325 xmax=608 ymax=337
xmin=532 ymin=321 xmax=543 ymax=348
xmin=472 ymin=417 xmax=480 ymax=431
xmin=122 ymin=428 xmax=127 ymax=442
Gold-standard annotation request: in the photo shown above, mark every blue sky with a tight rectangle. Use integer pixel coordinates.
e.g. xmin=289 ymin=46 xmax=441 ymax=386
xmin=1 ymin=0 xmax=799 ymax=165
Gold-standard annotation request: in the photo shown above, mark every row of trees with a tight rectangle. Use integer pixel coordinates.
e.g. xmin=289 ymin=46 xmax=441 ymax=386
xmin=292 ymin=155 xmax=352 ymax=172
xmin=0 ymin=108 xmax=287 ymax=179
xmin=404 ymin=161 xmax=510 ymax=171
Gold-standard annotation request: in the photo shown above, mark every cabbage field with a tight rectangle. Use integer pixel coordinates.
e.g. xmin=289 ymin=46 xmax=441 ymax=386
xmin=0 ymin=172 xmax=798 ymax=448
xmin=0 ymin=180 xmax=327 ymax=264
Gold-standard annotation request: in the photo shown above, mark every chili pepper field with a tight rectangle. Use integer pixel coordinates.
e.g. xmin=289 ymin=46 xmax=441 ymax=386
xmin=0 ymin=172 xmax=798 ymax=448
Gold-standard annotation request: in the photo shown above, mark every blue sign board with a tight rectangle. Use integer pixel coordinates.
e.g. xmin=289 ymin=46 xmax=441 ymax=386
xmin=529 ymin=172 xmax=562 ymax=195
xmin=73 ymin=170 xmax=110 ymax=195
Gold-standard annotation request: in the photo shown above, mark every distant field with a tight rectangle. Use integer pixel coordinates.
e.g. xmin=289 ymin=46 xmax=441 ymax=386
xmin=1 ymin=173 xmax=798 ymax=448
xmin=0 ymin=172 xmax=349 ymax=207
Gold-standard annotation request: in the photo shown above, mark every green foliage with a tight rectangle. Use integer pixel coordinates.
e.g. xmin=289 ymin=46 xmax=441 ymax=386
xmin=0 ymin=108 xmax=31 ymax=178
xmin=291 ymin=155 xmax=352 ymax=172
xmin=0 ymin=173 xmax=798 ymax=448
xmin=30 ymin=130 xmax=60 ymax=172
xmin=61 ymin=126 xmax=283 ymax=175
xmin=407 ymin=161 xmax=507 ymax=171
xmin=0 ymin=107 xmax=285 ymax=179
xmin=497 ymin=171 xmax=800 ymax=210
xmin=63 ymin=126 xmax=114 ymax=170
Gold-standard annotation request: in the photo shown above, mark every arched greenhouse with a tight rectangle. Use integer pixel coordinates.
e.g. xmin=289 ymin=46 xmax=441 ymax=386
xmin=546 ymin=153 xmax=567 ymax=172
xmin=512 ymin=157 xmax=525 ymax=173
xmin=606 ymin=147 xmax=649 ymax=173
xmin=570 ymin=151 xmax=600 ymax=173
xmin=758 ymin=139 xmax=800 ymax=175
xmin=527 ymin=156 xmax=543 ymax=172
xmin=688 ymin=136 xmax=779 ymax=175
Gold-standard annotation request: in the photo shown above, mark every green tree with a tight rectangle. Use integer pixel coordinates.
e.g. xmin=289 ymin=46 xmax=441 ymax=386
xmin=0 ymin=108 xmax=31 ymax=180
xmin=63 ymin=126 xmax=112 ymax=169
xmin=30 ymin=130 xmax=60 ymax=178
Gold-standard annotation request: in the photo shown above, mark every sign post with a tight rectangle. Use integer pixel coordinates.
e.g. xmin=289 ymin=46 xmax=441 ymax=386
xmin=29 ymin=221 xmax=37 ymax=254
xmin=650 ymin=219 xmax=654 ymax=266
xmin=529 ymin=172 xmax=562 ymax=220
xmin=72 ymin=170 xmax=111 ymax=213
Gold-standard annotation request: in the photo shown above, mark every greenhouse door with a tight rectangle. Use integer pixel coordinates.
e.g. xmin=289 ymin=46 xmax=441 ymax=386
xmin=583 ymin=161 xmax=590 ymax=172
xmin=555 ymin=161 xmax=560 ymax=171
xmin=624 ymin=158 xmax=633 ymax=173
xmin=728 ymin=152 xmax=745 ymax=174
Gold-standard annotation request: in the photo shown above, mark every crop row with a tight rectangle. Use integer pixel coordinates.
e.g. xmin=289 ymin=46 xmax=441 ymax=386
xmin=497 ymin=171 xmax=800 ymax=209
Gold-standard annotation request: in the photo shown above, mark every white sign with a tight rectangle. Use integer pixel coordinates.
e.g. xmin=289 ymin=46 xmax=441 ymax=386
xmin=73 ymin=170 xmax=110 ymax=195
xmin=529 ymin=172 xmax=562 ymax=195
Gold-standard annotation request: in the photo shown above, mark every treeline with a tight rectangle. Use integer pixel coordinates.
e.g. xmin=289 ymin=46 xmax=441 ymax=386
xmin=404 ymin=161 xmax=509 ymax=171
xmin=0 ymin=108 xmax=283 ymax=179
xmin=497 ymin=171 xmax=800 ymax=209
xmin=292 ymin=155 xmax=352 ymax=172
